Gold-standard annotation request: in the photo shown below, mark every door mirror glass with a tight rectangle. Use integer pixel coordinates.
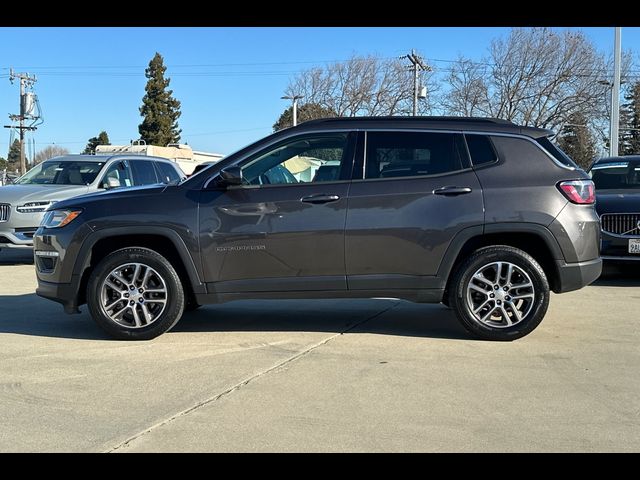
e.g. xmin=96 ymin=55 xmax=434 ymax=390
xmin=103 ymin=177 xmax=121 ymax=189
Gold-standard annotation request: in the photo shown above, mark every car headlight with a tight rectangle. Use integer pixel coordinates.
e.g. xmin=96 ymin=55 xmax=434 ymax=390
xmin=41 ymin=209 xmax=83 ymax=228
xmin=17 ymin=201 xmax=57 ymax=213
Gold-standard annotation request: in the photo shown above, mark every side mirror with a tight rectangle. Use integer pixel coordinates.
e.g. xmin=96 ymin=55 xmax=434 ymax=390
xmin=103 ymin=177 xmax=120 ymax=189
xmin=219 ymin=166 xmax=243 ymax=186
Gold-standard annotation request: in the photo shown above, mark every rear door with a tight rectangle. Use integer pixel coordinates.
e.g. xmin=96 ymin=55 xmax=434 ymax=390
xmin=345 ymin=130 xmax=484 ymax=291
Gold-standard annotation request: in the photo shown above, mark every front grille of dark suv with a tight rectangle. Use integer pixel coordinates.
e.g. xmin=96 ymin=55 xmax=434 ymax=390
xmin=601 ymin=213 xmax=640 ymax=236
xmin=0 ymin=204 xmax=9 ymax=222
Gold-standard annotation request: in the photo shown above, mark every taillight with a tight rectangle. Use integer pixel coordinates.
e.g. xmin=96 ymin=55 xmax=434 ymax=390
xmin=557 ymin=180 xmax=595 ymax=204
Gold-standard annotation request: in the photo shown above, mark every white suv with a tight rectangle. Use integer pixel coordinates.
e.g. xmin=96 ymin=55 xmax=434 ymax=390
xmin=0 ymin=155 xmax=185 ymax=250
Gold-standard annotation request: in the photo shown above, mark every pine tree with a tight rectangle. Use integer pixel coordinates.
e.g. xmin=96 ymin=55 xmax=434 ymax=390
xmin=557 ymin=112 xmax=596 ymax=170
xmin=7 ymin=139 xmax=26 ymax=169
xmin=83 ymin=131 xmax=110 ymax=154
xmin=273 ymin=103 xmax=338 ymax=132
xmin=623 ymin=81 xmax=640 ymax=155
xmin=138 ymin=52 xmax=182 ymax=146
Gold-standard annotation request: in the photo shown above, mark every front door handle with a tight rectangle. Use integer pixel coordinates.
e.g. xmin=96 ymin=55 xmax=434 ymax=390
xmin=433 ymin=186 xmax=473 ymax=196
xmin=301 ymin=194 xmax=340 ymax=204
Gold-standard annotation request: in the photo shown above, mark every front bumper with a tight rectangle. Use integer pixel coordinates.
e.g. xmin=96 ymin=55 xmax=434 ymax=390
xmin=0 ymin=228 xmax=38 ymax=248
xmin=554 ymin=257 xmax=602 ymax=293
xmin=0 ymin=208 xmax=45 ymax=248
xmin=600 ymin=231 xmax=640 ymax=261
xmin=36 ymin=278 xmax=82 ymax=314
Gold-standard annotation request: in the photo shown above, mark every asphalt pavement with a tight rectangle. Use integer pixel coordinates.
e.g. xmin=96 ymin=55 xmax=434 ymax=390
xmin=0 ymin=248 xmax=638 ymax=452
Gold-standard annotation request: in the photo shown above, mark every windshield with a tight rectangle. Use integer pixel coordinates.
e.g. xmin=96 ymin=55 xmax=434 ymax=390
xmin=590 ymin=160 xmax=640 ymax=190
xmin=15 ymin=160 xmax=106 ymax=185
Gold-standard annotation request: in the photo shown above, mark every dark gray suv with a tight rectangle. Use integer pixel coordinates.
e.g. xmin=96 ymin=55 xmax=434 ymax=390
xmin=33 ymin=117 xmax=602 ymax=341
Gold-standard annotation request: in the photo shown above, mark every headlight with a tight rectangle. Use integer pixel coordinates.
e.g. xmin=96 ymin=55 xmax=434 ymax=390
xmin=17 ymin=201 xmax=56 ymax=213
xmin=41 ymin=209 xmax=83 ymax=229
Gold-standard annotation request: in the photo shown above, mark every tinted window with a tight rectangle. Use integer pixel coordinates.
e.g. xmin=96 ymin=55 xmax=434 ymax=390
xmin=465 ymin=135 xmax=497 ymax=166
xmin=131 ymin=160 xmax=158 ymax=185
xmin=536 ymin=137 xmax=580 ymax=169
xmin=16 ymin=161 xmax=105 ymax=185
xmin=590 ymin=160 xmax=640 ymax=190
xmin=155 ymin=162 xmax=182 ymax=184
xmin=241 ymin=133 xmax=349 ymax=186
xmin=365 ymin=132 xmax=464 ymax=179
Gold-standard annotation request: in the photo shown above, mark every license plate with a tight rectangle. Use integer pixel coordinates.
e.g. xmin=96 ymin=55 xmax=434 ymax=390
xmin=629 ymin=239 xmax=640 ymax=254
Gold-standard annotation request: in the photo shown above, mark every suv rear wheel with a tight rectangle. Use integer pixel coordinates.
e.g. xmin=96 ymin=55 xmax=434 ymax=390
xmin=448 ymin=246 xmax=549 ymax=341
xmin=86 ymin=247 xmax=185 ymax=340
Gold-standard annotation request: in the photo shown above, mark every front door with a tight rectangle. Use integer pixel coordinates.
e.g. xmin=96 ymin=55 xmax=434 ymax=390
xmin=345 ymin=130 xmax=484 ymax=290
xmin=199 ymin=131 xmax=356 ymax=293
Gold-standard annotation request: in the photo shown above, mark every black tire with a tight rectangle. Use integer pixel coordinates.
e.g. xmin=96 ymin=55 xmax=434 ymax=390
xmin=448 ymin=246 xmax=549 ymax=341
xmin=86 ymin=247 xmax=185 ymax=340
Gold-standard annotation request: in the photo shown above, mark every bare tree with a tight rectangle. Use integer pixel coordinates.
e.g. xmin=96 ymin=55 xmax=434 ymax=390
xmin=34 ymin=145 xmax=70 ymax=165
xmin=442 ymin=28 xmax=632 ymax=146
xmin=286 ymin=54 xmax=437 ymax=117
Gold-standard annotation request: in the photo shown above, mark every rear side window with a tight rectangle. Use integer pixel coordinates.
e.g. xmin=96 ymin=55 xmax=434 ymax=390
xmin=536 ymin=137 xmax=579 ymax=169
xmin=131 ymin=160 xmax=159 ymax=185
xmin=365 ymin=132 xmax=464 ymax=179
xmin=155 ymin=162 xmax=182 ymax=184
xmin=465 ymin=134 xmax=497 ymax=166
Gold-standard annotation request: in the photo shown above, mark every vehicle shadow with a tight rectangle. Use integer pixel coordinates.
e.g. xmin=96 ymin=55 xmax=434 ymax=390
xmin=0 ymin=249 xmax=33 ymax=266
xmin=593 ymin=262 xmax=640 ymax=287
xmin=175 ymin=299 xmax=471 ymax=340
xmin=0 ymin=294 xmax=470 ymax=341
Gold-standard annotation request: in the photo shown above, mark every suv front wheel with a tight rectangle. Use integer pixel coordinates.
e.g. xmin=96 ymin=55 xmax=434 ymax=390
xmin=449 ymin=246 xmax=549 ymax=341
xmin=86 ymin=247 xmax=185 ymax=340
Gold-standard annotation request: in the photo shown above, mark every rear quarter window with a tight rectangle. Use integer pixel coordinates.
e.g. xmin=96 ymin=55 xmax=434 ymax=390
xmin=465 ymin=134 xmax=498 ymax=166
xmin=536 ymin=137 xmax=579 ymax=170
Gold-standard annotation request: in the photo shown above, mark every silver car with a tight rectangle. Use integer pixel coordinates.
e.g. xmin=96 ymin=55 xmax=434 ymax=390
xmin=0 ymin=155 xmax=185 ymax=250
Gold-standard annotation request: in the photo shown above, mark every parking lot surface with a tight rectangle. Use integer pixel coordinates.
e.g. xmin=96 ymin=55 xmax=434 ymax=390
xmin=0 ymin=249 xmax=638 ymax=452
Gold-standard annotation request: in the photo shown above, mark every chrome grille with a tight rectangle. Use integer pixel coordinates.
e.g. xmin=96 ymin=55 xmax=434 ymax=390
xmin=0 ymin=204 xmax=9 ymax=223
xmin=601 ymin=213 xmax=640 ymax=236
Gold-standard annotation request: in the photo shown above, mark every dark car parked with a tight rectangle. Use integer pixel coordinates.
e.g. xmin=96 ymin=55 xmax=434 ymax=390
xmin=590 ymin=155 xmax=640 ymax=261
xmin=33 ymin=117 xmax=601 ymax=341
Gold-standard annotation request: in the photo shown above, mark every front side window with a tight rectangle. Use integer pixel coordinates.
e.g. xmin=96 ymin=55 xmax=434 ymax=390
xmin=15 ymin=161 xmax=105 ymax=185
xmin=101 ymin=161 xmax=133 ymax=188
xmin=365 ymin=132 xmax=465 ymax=179
xmin=241 ymin=133 xmax=350 ymax=186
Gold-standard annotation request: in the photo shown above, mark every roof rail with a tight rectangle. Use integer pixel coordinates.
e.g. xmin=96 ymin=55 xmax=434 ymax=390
xmin=300 ymin=116 xmax=515 ymax=126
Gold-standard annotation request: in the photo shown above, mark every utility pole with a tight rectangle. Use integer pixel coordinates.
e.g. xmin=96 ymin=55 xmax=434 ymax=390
xmin=281 ymin=94 xmax=304 ymax=126
xmin=4 ymin=69 xmax=39 ymax=176
xmin=610 ymin=27 xmax=622 ymax=157
xmin=401 ymin=50 xmax=431 ymax=116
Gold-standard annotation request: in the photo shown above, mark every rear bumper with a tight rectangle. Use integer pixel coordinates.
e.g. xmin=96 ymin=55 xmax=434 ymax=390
xmin=554 ymin=257 xmax=602 ymax=293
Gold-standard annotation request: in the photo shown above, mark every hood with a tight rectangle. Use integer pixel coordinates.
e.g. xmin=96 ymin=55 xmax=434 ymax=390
xmin=595 ymin=190 xmax=640 ymax=215
xmin=0 ymin=184 xmax=90 ymax=206
xmin=54 ymin=184 xmax=168 ymax=209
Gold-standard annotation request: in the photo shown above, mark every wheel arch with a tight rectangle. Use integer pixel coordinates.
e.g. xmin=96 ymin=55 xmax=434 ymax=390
xmin=439 ymin=224 xmax=564 ymax=298
xmin=74 ymin=227 xmax=204 ymax=307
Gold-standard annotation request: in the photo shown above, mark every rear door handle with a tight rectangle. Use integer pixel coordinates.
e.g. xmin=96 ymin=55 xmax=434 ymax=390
xmin=433 ymin=186 xmax=473 ymax=196
xmin=300 ymin=194 xmax=340 ymax=204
